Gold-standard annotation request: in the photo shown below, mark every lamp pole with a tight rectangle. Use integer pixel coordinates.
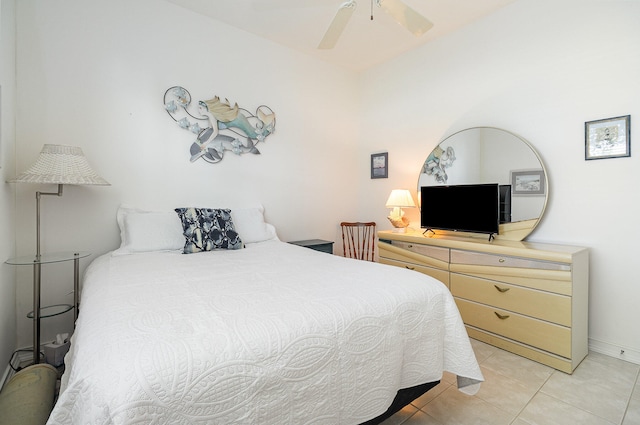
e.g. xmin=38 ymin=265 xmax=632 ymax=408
xmin=36 ymin=184 xmax=63 ymax=258
xmin=32 ymin=184 xmax=64 ymax=363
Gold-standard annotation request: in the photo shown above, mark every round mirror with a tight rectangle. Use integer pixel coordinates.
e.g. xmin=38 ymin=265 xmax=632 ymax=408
xmin=418 ymin=127 xmax=548 ymax=241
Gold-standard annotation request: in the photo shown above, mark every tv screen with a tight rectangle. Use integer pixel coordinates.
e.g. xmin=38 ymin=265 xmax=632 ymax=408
xmin=420 ymin=183 xmax=500 ymax=235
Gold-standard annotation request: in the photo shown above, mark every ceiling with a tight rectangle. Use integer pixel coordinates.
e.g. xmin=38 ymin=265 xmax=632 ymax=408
xmin=164 ymin=0 xmax=516 ymax=72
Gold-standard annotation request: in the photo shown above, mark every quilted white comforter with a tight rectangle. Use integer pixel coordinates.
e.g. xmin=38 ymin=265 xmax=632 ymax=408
xmin=48 ymin=240 xmax=482 ymax=424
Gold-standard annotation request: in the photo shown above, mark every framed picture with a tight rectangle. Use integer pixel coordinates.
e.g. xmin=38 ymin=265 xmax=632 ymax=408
xmin=585 ymin=115 xmax=630 ymax=160
xmin=511 ymin=169 xmax=545 ymax=196
xmin=371 ymin=152 xmax=388 ymax=179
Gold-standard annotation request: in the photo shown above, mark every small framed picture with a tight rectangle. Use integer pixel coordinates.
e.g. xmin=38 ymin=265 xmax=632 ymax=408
xmin=371 ymin=152 xmax=388 ymax=179
xmin=585 ymin=115 xmax=630 ymax=160
xmin=511 ymin=169 xmax=545 ymax=196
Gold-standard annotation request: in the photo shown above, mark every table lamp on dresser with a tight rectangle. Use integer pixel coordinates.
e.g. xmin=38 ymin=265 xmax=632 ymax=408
xmin=385 ymin=189 xmax=416 ymax=233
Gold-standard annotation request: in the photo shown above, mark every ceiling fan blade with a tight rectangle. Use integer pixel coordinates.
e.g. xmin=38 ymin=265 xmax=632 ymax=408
xmin=318 ymin=1 xmax=357 ymax=50
xmin=379 ymin=0 xmax=433 ymax=36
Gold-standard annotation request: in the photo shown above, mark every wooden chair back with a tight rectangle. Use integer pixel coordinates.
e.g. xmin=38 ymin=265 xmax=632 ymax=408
xmin=340 ymin=222 xmax=376 ymax=261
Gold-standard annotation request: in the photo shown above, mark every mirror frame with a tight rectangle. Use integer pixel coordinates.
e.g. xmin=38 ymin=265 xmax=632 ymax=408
xmin=417 ymin=127 xmax=548 ymax=241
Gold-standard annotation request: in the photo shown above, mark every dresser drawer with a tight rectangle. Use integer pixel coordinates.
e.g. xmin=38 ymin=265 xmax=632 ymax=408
xmin=450 ymin=254 xmax=572 ymax=295
xmin=379 ymin=241 xmax=449 ymax=271
xmin=455 ymin=298 xmax=571 ymax=358
xmin=450 ymin=273 xmax=571 ymax=326
xmin=451 ymin=249 xmax=570 ymax=271
xmin=382 ymin=240 xmax=449 ymax=262
xmin=380 ymin=257 xmax=450 ymax=287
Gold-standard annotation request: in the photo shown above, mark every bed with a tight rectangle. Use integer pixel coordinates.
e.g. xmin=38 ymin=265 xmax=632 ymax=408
xmin=47 ymin=206 xmax=483 ymax=424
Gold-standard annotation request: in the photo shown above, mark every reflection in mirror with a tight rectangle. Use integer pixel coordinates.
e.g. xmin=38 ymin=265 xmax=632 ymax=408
xmin=418 ymin=127 xmax=548 ymax=241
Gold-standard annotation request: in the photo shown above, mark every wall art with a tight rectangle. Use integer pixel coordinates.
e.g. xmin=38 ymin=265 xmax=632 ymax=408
xmin=371 ymin=152 xmax=388 ymax=179
xmin=422 ymin=144 xmax=456 ymax=184
xmin=510 ymin=169 xmax=545 ymax=196
xmin=164 ymin=86 xmax=276 ymax=164
xmin=585 ymin=115 xmax=630 ymax=160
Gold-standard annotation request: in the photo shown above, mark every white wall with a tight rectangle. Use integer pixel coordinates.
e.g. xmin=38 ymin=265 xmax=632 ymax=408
xmin=359 ymin=0 xmax=640 ymax=362
xmin=14 ymin=0 xmax=361 ymax=346
xmin=0 ymin=0 xmax=17 ymax=374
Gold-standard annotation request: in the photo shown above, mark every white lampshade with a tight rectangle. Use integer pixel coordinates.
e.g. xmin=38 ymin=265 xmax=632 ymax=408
xmin=385 ymin=189 xmax=416 ymax=208
xmin=10 ymin=144 xmax=110 ymax=259
xmin=11 ymin=144 xmax=110 ymax=186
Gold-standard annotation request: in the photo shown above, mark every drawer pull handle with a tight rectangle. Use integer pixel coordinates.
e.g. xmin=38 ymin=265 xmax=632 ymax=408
xmin=405 ymin=266 xmax=415 ymax=270
xmin=494 ymin=312 xmax=510 ymax=320
xmin=498 ymin=258 xmax=506 ymax=263
xmin=494 ymin=285 xmax=510 ymax=293
xmin=408 ymin=244 xmax=413 ymax=248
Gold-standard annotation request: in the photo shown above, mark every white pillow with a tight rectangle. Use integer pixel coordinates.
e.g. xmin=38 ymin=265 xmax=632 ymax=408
xmin=113 ymin=206 xmax=184 ymax=255
xmin=230 ymin=206 xmax=279 ymax=244
xmin=113 ymin=204 xmax=278 ymax=255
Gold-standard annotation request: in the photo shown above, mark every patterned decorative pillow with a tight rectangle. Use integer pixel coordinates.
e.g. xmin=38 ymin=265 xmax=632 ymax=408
xmin=174 ymin=208 xmax=243 ymax=253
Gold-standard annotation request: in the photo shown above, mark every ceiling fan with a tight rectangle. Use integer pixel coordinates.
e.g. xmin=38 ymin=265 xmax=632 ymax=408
xmin=318 ymin=0 xmax=434 ymax=49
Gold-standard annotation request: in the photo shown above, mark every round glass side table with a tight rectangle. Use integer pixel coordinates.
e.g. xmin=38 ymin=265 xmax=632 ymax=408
xmin=6 ymin=251 xmax=91 ymax=364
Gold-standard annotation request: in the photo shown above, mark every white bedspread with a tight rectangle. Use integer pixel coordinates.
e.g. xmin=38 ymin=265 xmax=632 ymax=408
xmin=48 ymin=240 xmax=482 ymax=425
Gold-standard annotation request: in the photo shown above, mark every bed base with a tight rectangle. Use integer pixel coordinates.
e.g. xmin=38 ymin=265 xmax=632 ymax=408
xmin=359 ymin=380 xmax=440 ymax=425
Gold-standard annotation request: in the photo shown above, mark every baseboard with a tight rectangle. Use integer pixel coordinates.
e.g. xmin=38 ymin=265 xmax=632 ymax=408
xmin=589 ymin=338 xmax=640 ymax=366
xmin=1 ymin=351 xmax=21 ymax=391
xmin=1 ymin=350 xmax=39 ymax=391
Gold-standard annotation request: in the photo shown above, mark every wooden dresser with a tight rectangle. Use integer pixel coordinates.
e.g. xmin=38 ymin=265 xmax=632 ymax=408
xmin=378 ymin=229 xmax=589 ymax=373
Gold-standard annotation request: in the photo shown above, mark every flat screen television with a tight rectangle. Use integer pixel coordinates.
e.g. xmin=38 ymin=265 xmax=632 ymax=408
xmin=420 ymin=183 xmax=500 ymax=235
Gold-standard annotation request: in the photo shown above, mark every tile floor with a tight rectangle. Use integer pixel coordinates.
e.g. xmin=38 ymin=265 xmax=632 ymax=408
xmin=381 ymin=339 xmax=640 ymax=425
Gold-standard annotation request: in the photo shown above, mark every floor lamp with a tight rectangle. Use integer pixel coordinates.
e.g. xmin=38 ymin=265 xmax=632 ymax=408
xmin=10 ymin=144 xmax=109 ymax=363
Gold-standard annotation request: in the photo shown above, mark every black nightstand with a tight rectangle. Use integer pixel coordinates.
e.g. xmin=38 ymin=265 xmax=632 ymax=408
xmin=289 ymin=239 xmax=334 ymax=254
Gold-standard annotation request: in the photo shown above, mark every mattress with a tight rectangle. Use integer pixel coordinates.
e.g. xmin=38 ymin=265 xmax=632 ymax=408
xmin=48 ymin=240 xmax=483 ymax=424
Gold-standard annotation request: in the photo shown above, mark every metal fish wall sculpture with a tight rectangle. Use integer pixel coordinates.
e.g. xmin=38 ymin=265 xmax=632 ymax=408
xmin=164 ymin=86 xmax=276 ymax=164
